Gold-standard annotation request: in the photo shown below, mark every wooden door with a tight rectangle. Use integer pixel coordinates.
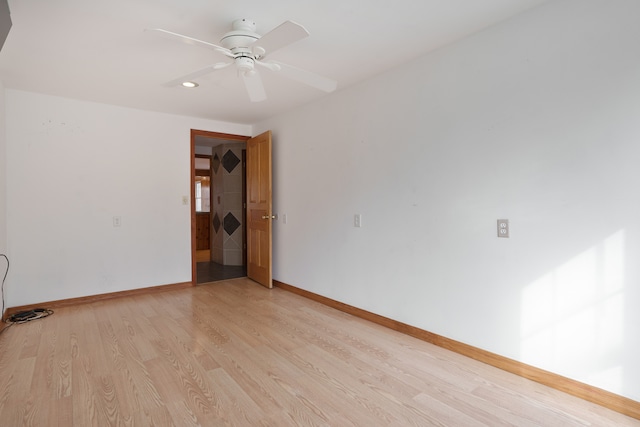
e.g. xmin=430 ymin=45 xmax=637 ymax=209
xmin=246 ymin=131 xmax=273 ymax=288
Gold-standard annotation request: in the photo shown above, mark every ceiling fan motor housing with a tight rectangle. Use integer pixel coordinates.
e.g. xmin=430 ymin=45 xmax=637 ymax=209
xmin=220 ymin=18 xmax=260 ymax=50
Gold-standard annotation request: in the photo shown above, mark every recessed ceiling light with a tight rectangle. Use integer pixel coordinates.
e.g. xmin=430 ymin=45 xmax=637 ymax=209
xmin=182 ymin=81 xmax=199 ymax=88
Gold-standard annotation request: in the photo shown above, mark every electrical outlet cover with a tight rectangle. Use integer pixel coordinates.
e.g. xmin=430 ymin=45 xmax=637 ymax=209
xmin=497 ymin=219 xmax=509 ymax=238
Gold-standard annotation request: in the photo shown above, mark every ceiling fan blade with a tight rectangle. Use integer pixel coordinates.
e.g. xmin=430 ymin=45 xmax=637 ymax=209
xmin=266 ymin=60 xmax=337 ymax=93
xmin=242 ymin=71 xmax=267 ymax=102
xmin=164 ymin=62 xmax=233 ymax=87
xmin=145 ymin=28 xmax=234 ymax=59
xmin=254 ymin=60 xmax=280 ymax=72
xmin=253 ymin=21 xmax=309 ymax=56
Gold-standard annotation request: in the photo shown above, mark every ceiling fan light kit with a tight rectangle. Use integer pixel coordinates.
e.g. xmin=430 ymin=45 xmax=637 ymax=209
xmin=148 ymin=18 xmax=337 ymax=102
xmin=234 ymin=55 xmax=256 ymax=74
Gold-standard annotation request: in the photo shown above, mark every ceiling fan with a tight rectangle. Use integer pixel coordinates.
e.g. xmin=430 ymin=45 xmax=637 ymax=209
xmin=146 ymin=18 xmax=337 ymax=102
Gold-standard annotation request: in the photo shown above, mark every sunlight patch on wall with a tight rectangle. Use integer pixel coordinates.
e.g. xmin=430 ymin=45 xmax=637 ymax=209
xmin=520 ymin=230 xmax=625 ymax=394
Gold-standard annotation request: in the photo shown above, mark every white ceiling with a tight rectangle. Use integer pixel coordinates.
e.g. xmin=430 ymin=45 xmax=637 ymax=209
xmin=0 ymin=0 xmax=551 ymax=124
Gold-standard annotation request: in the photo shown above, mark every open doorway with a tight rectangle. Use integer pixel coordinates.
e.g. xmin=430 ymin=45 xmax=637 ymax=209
xmin=191 ymin=129 xmax=250 ymax=284
xmin=194 ymin=154 xmax=212 ymax=262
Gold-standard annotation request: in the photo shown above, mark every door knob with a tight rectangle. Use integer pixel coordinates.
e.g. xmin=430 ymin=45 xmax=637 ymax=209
xmin=261 ymin=214 xmax=276 ymax=220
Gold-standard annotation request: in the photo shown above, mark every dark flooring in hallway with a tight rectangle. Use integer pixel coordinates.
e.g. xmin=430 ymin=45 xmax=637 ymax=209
xmin=196 ymin=261 xmax=246 ymax=284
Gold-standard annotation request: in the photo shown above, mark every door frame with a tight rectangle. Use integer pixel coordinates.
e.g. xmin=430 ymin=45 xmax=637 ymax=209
xmin=190 ymin=129 xmax=250 ymax=285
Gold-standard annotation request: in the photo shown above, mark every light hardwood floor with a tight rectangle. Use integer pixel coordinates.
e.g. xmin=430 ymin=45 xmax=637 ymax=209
xmin=0 ymin=278 xmax=638 ymax=426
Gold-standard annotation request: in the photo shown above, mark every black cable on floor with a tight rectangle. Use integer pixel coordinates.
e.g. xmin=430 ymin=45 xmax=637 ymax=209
xmin=6 ymin=308 xmax=54 ymax=324
xmin=0 ymin=255 xmax=11 ymax=336
xmin=1 ymin=254 xmax=8 ymax=323
xmin=0 ymin=256 xmax=54 ymax=335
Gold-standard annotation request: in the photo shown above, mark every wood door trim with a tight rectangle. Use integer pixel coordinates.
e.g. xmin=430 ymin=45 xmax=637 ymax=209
xmin=242 ymin=150 xmax=247 ymax=267
xmin=273 ymin=279 xmax=640 ymax=420
xmin=190 ymin=129 xmax=250 ymax=284
xmin=191 ymin=129 xmax=250 ymax=141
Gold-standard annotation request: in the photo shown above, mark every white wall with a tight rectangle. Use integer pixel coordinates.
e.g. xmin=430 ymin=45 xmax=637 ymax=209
xmin=5 ymin=90 xmax=251 ymax=307
xmin=0 ymin=80 xmax=7 ymax=314
xmin=255 ymin=0 xmax=640 ymax=401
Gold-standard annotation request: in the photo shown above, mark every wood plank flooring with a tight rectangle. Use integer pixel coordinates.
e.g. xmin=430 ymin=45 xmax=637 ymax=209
xmin=0 ymin=278 xmax=638 ymax=426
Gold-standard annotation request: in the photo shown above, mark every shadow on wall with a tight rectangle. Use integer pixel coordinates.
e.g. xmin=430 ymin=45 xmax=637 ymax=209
xmin=520 ymin=229 xmax=626 ymax=396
